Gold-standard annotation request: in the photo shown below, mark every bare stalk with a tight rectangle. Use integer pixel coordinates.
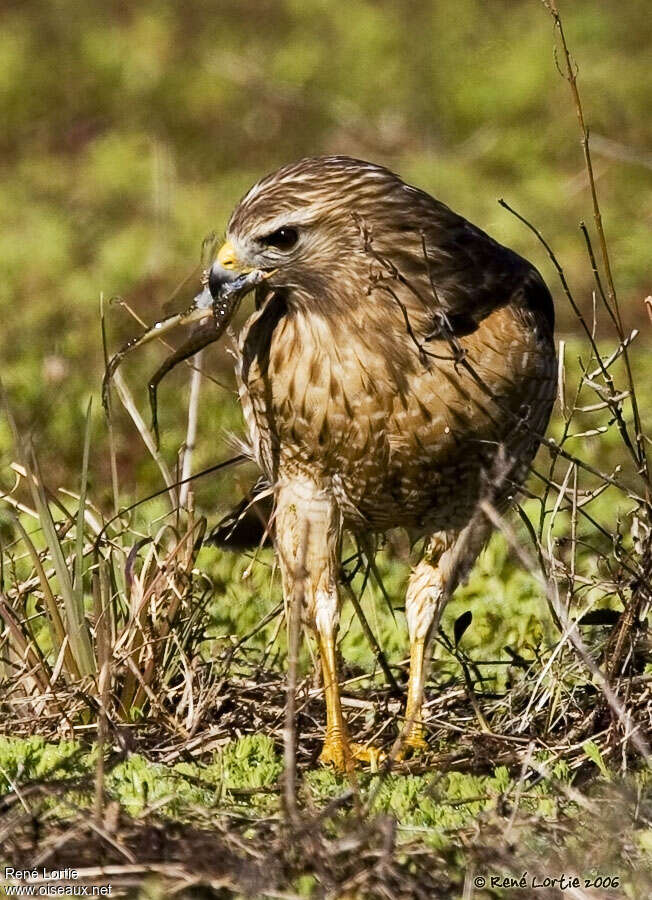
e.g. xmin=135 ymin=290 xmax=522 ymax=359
xmin=340 ymin=578 xmax=400 ymax=696
xmin=179 ymin=349 xmax=204 ymax=509
xmin=480 ymin=498 xmax=651 ymax=765
xmin=100 ymin=293 xmax=121 ymax=517
xmin=543 ymin=0 xmax=649 ymax=486
xmin=111 ymin=368 xmax=178 ymax=509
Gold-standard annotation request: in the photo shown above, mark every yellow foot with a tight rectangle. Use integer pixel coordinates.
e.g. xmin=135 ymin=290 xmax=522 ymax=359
xmin=319 ymin=738 xmax=386 ymax=773
xmin=396 ymin=729 xmax=429 ymax=761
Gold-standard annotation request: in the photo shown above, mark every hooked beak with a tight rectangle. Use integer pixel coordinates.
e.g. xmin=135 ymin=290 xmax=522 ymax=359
xmin=205 ymin=240 xmax=275 ymax=323
xmin=207 ymin=240 xmax=254 ymax=300
xmin=202 ymin=239 xmax=263 ymax=329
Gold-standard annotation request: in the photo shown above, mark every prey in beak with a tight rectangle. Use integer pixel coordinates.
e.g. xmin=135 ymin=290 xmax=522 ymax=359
xmin=102 ymin=242 xmax=268 ymax=447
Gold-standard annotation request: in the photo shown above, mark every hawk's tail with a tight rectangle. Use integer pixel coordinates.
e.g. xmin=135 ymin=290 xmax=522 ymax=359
xmin=207 ymin=478 xmax=274 ymax=549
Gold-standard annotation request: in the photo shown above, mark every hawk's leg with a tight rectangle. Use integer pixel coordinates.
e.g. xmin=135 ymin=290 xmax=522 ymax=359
xmin=403 ymin=521 xmax=491 ymax=755
xmin=274 ymin=480 xmax=383 ymax=773
xmin=403 ymin=534 xmax=449 ymax=753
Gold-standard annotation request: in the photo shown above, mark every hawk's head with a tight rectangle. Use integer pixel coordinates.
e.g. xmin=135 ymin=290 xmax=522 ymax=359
xmin=207 ymin=155 xmax=425 ymax=314
xmin=206 ymin=154 xmax=542 ymax=340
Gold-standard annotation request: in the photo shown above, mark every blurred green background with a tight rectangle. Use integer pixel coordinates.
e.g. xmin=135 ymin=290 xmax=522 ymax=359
xmin=1 ymin=0 xmax=651 ymax=512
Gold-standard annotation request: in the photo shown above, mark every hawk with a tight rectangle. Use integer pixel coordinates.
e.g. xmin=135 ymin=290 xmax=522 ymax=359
xmin=206 ymin=156 xmax=556 ymax=771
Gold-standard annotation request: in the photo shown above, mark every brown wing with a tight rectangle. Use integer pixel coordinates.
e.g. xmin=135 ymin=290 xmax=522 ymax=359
xmin=362 ymin=174 xmax=554 ymax=339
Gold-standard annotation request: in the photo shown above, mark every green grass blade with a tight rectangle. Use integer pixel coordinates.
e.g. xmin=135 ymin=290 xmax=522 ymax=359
xmin=28 ymin=445 xmax=96 ymax=677
xmin=7 ymin=509 xmax=79 ymax=679
xmin=74 ymin=399 xmax=93 ymax=632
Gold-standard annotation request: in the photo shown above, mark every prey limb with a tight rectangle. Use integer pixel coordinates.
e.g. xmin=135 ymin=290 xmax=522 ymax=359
xmin=102 ymin=269 xmax=267 ymax=443
xmin=148 ymin=318 xmax=222 ymax=447
xmin=102 ymin=303 xmax=212 ymax=414
xmin=147 ymin=275 xmax=263 ymax=443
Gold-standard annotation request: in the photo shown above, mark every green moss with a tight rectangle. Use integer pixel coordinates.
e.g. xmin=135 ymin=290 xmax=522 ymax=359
xmin=0 ymin=734 xmax=282 ymax=821
xmin=106 ymin=754 xmax=215 ymax=817
xmin=0 ymin=735 xmax=650 ymax=893
xmin=0 ymin=736 xmax=91 ymax=791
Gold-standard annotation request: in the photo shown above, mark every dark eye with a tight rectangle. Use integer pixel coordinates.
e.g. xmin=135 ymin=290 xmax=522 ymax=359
xmin=260 ymin=227 xmax=298 ymax=251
